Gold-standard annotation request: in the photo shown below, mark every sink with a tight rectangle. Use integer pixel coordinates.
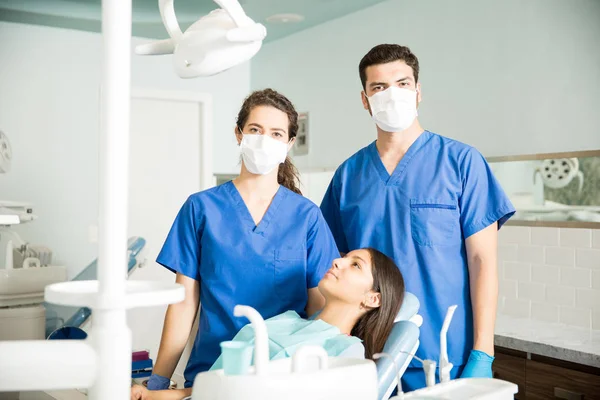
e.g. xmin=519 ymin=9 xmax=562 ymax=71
xmin=0 ymin=266 xmax=67 ymax=306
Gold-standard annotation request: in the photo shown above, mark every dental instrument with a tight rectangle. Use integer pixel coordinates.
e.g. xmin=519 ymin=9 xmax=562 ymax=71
xmin=386 ymin=304 xmax=517 ymax=399
xmin=439 ymin=304 xmax=457 ymax=383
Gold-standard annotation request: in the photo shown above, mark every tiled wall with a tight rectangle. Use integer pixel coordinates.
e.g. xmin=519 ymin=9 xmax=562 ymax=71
xmin=498 ymin=226 xmax=600 ymax=330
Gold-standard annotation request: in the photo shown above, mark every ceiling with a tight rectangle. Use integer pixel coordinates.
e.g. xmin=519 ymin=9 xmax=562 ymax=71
xmin=0 ymin=0 xmax=389 ymax=43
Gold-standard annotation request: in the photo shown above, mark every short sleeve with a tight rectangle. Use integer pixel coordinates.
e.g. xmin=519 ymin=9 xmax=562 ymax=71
xmin=459 ymin=148 xmax=516 ymax=239
xmin=320 ymin=176 xmax=350 ymax=254
xmin=156 ymin=196 xmax=203 ymax=281
xmin=306 ymin=209 xmax=340 ymax=289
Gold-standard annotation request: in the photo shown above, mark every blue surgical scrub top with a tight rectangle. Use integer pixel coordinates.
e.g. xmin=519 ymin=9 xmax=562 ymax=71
xmin=157 ymin=181 xmax=339 ymax=386
xmin=320 ymin=131 xmax=515 ymax=368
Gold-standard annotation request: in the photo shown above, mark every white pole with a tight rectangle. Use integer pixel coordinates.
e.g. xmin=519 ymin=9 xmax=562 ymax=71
xmin=98 ymin=0 xmax=130 ymax=295
xmin=89 ymin=0 xmax=132 ymax=398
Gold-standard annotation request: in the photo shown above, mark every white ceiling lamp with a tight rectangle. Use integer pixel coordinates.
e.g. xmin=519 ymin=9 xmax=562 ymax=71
xmin=135 ymin=0 xmax=267 ymax=78
xmin=265 ymin=13 xmax=305 ymax=24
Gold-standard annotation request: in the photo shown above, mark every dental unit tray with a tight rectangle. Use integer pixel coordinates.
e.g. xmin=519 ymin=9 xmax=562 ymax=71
xmin=189 ymin=305 xmax=379 ymax=400
xmin=44 ymin=236 xmax=146 ymax=338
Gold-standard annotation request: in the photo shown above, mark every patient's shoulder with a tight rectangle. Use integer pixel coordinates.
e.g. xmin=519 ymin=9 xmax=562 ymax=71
xmin=338 ymin=342 xmax=365 ymax=359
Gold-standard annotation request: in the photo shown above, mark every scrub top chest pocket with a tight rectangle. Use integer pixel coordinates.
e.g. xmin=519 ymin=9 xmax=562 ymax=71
xmin=274 ymin=249 xmax=307 ymax=304
xmin=410 ymin=199 xmax=461 ymax=247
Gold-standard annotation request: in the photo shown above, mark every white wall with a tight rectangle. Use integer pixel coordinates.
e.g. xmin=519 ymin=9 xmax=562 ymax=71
xmin=0 ymin=21 xmax=248 ymax=278
xmin=498 ymin=226 xmax=600 ymax=330
xmin=251 ymin=0 xmax=600 ymax=171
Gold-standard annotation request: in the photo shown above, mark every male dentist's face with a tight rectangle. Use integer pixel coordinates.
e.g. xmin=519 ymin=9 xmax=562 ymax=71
xmin=361 ymin=60 xmax=421 ymax=114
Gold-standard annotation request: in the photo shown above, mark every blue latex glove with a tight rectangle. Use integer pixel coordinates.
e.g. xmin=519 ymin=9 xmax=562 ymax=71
xmin=146 ymin=373 xmax=170 ymax=390
xmin=460 ymin=350 xmax=495 ymax=378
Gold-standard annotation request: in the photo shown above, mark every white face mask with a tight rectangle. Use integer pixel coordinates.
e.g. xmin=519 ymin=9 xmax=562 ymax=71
xmin=240 ymin=133 xmax=289 ymax=175
xmin=367 ymin=86 xmax=418 ymax=133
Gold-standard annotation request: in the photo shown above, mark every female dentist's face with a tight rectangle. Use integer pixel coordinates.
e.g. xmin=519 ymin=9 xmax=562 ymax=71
xmin=235 ymin=105 xmax=293 ymax=147
xmin=318 ymin=249 xmax=379 ymax=308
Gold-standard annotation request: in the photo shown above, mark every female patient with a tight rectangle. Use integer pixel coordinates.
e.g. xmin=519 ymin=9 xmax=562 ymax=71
xmin=131 ymin=248 xmax=405 ymax=400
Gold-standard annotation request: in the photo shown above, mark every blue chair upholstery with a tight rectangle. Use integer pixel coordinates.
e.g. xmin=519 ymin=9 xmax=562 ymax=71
xmin=375 ymin=292 xmax=421 ymax=400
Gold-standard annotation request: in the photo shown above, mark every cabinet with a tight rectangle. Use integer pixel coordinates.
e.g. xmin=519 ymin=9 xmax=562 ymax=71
xmin=493 ymin=348 xmax=527 ymax=399
xmin=493 ymin=347 xmax=600 ymax=400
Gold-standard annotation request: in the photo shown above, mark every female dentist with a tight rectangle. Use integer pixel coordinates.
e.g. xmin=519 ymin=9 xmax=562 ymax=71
xmin=146 ymin=89 xmax=339 ymax=390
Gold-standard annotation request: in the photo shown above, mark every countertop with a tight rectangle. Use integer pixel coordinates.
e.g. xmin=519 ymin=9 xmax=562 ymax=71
xmin=495 ymin=314 xmax=600 ymax=368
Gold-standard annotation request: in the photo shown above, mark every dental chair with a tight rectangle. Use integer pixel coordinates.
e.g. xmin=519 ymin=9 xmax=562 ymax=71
xmin=375 ymin=292 xmax=421 ymax=400
xmin=178 ymin=293 xmax=421 ymax=400
xmin=44 ymin=236 xmax=146 ymax=339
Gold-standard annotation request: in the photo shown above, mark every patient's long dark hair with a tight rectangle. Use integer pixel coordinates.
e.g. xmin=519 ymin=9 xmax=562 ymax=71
xmin=351 ymin=248 xmax=405 ymax=359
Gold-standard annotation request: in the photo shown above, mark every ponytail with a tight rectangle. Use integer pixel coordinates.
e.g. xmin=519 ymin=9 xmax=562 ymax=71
xmin=278 ymin=156 xmax=302 ymax=195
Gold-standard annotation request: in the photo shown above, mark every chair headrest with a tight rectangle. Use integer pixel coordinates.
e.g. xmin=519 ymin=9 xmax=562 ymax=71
xmin=394 ymin=292 xmax=420 ymax=322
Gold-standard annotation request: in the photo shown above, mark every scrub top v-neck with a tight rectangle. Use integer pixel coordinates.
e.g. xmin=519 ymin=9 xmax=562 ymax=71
xmin=226 ymin=180 xmax=284 ymax=234
xmin=157 ymin=181 xmax=339 ymax=387
xmin=367 ymin=129 xmax=433 ymax=186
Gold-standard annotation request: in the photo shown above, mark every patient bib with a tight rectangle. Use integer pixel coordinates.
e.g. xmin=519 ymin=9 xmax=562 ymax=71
xmin=210 ymin=311 xmax=361 ymax=370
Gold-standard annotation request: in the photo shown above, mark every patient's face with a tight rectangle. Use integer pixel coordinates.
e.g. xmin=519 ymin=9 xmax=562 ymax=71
xmin=318 ymin=249 xmax=375 ymax=305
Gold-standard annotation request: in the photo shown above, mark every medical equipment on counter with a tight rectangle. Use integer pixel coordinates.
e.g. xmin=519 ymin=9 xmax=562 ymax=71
xmin=0 ymin=200 xmax=37 ymax=226
xmin=135 ymin=0 xmax=266 ymax=78
xmin=0 ymin=130 xmax=67 ymax=344
xmin=0 ymin=133 xmax=41 ymax=268
xmin=189 ymin=305 xmax=379 ymax=400
xmin=534 ymin=158 xmax=584 ymax=192
xmin=0 ymin=236 xmax=66 ymax=389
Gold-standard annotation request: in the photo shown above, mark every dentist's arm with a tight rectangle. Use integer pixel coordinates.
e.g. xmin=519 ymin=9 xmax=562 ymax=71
xmin=152 ymin=273 xmax=200 ymax=383
xmin=462 ymin=222 xmax=498 ymax=378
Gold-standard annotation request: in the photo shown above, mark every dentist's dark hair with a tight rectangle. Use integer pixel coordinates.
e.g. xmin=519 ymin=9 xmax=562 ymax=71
xmin=352 ymin=248 xmax=405 ymax=359
xmin=359 ymin=44 xmax=420 ymax=90
xmin=236 ymin=88 xmax=301 ymax=195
